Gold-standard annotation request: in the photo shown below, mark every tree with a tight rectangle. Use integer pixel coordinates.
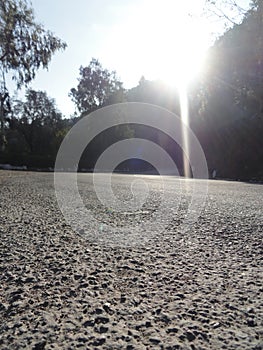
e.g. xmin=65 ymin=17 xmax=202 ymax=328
xmin=9 ymin=89 xmax=64 ymax=155
xmin=126 ymin=77 xmax=180 ymax=114
xmin=69 ymin=58 xmax=124 ymax=114
xmin=204 ymin=0 xmax=251 ymax=28
xmin=0 ymin=0 xmax=67 ymax=150
xmin=204 ymin=0 xmax=263 ymax=117
xmin=193 ymin=0 xmax=263 ymax=179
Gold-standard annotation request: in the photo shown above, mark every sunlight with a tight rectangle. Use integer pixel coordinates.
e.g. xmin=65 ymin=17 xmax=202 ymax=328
xmin=179 ymin=85 xmax=191 ymax=177
xmin=101 ymin=0 xmax=211 ymax=177
xmin=143 ymin=2 xmax=209 ymax=89
xmin=103 ymin=0 xmax=210 ymax=89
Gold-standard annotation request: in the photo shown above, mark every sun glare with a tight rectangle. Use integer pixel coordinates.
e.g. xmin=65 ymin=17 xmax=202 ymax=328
xmin=143 ymin=2 xmax=209 ymax=89
xmin=103 ymin=0 xmax=210 ymax=89
xmin=101 ymin=0 xmax=211 ymax=177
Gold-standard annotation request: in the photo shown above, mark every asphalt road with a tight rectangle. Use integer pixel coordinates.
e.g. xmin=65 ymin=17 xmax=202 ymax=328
xmin=0 ymin=171 xmax=262 ymax=349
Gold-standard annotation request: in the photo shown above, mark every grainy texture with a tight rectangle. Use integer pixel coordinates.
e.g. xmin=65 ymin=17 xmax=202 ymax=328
xmin=0 ymin=171 xmax=262 ymax=349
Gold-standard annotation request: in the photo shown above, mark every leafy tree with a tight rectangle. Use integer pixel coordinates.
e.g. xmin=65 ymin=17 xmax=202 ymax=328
xmin=9 ymin=89 xmax=64 ymax=155
xmin=0 ymin=0 xmax=67 ymax=88
xmin=204 ymin=0 xmax=263 ymax=117
xmin=69 ymin=58 xmax=124 ymax=114
xmin=126 ymin=77 xmax=180 ymax=114
xmin=0 ymin=0 xmax=67 ymax=150
xmin=193 ymin=0 xmax=263 ymax=179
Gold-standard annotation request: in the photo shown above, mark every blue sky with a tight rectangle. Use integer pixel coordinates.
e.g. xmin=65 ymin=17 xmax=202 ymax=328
xmin=26 ymin=0 xmax=249 ymax=117
xmin=30 ymin=0 xmax=132 ymax=117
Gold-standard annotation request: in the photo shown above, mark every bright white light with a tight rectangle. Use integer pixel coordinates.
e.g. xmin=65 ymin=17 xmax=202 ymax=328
xmin=102 ymin=0 xmax=210 ymax=88
xmin=101 ymin=0 xmax=211 ymax=178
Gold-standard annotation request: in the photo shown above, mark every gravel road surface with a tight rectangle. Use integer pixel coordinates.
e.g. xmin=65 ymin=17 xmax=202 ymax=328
xmin=0 ymin=171 xmax=262 ymax=349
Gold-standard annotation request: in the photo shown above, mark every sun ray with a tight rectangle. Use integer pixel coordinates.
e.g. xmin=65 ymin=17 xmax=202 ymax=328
xmin=101 ymin=0 xmax=211 ymax=177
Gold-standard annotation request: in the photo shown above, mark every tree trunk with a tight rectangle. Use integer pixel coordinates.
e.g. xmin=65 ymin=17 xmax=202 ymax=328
xmin=0 ymin=97 xmax=5 ymax=152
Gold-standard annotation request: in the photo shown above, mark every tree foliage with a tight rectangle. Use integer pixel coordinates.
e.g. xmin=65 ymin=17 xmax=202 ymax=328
xmin=0 ymin=0 xmax=67 ymax=152
xmin=126 ymin=77 xmax=180 ymax=114
xmin=192 ymin=0 xmax=263 ymax=179
xmin=69 ymin=58 xmax=124 ymax=114
xmin=0 ymin=0 xmax=67 ymax=89
xmin=203 ymin=0 xmax=263 ymax=118
xmin=8 ymin=89 xmax=66 ymax=155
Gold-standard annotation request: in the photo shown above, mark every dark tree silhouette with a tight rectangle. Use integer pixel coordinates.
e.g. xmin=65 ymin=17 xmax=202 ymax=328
xmin=69 ymin=58 xmax=124 ymax=114
xmin=9 ymin=90 xmax=64 ymax=155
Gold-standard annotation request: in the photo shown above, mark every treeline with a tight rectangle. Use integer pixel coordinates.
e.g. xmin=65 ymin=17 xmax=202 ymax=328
xmin=0 ymin=0 xmax=262 ymax=180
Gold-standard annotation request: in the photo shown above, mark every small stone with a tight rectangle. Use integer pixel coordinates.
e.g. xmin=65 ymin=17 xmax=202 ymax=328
xmin=10 ymin=294 xmax=22 ymax=302
xmin=98 ymin=325 xmax=108 ymax=333
xmin=74 ymin=274 xmax=82 ymax=280
xmin=212 ymin=322 xmax=220 ymax=329
xmin=92 ymin=337 xmax=106 ymax=346
xmin=77 ymin=336 xmax=88 ymax=343
xmin=247 ymin=318 xmax=256 ymax=327
xmin=167 ymin=327 xmax=178 ymax=333
xmin=120 ymin=294 xmax=126 ymax=303
xmin=126 ymin=345 xmax=135 ymax=350
xmin=160 ymin=314 xmax=170 ymax=324
xmin=32 ymin=341 xmax=46 ymax=350
xmin=0 ymin=302 xmax=9 ymax=311
xmin=145 ymin=321 xmax=152 ymax=328
xmin=64 ymin=321 xmax=76 ymax=330
xmin=177 ymin=293 xmax=185 ymax=299
xmin=185 ymin=331 xmax=196 ymax=341
xmin=41 ymin=301 xmax=49 ymax=308
xmin=83 ymin=319 xmax=94 ymax=327
xmin=19 ymin=326 xmax=27 ymax=333
xmin=95 ymin=316 xmax=109 ymax=324
xmin=149 ymin=337 xmax=161 ymax=344
xmin=95 ymin=307 xmax=104 ymax=315
xmin=25 ymin=276 xmax=36 ymax=283
xmin=103 ymin=302 xmax=114 ymax=315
